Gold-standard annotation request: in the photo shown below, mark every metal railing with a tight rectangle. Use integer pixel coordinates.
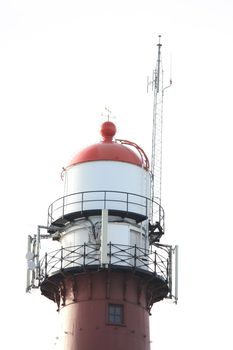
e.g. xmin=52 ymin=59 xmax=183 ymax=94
xmin=47 ymin=190 xmax=164 ymax=229
xmin=39 ymin=243 xmax=170 ymax=283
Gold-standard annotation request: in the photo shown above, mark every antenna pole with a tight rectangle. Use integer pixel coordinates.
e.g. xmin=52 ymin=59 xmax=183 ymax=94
xmin=150 ymin=36 xmax=163 ymax=221
xmin=150 ymin=36 xmax=172 ymax=226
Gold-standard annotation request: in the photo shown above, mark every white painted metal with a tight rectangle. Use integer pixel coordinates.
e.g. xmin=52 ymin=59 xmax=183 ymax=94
xmin=57 ymin=161 xmax=151 ymax=222
xmin=65 ymin=161 xmax=149 ymax=196
xmin=56 ymin=217 xmax=148 ymax=273
xmin=60 ymin=220 xmax=94 ymax=247
xmin=36 ymin=136 xmax=152 ymax=278
xmin=100 ymin=209 xmax=108 ymax=265
xmin=58 ymin=219 xmax=99 ymax=270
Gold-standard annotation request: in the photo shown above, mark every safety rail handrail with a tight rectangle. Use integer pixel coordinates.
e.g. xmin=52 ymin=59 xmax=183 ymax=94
xmin=47 ymin=190 xmax=164 ymax=229
xmin=39 ymin=243 xmax=170 ymax=282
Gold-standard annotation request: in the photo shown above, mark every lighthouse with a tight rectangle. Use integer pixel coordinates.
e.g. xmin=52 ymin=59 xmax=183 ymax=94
xmin=26 ymin=120 xmax=177 ymax=350
xmin=26 ymin=39 xmax=178 ymax=350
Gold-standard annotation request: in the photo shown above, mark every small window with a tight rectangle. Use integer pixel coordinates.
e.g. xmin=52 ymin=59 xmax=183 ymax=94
xmin=108 ymin=304 xmax=124 ymax=325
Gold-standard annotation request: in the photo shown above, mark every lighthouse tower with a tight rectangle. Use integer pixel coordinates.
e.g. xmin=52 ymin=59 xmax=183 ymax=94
xmin=26 ymin=37 xmax=178 ymax=350
xmin=26 ymin=118 xmax=177 ymax=350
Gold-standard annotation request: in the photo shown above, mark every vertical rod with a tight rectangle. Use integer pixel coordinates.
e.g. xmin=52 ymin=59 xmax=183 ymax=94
xmin=168 ymin=247 xmax=173 ymax=298
xmin=45 ymin=252 xmax=48 ymax=277
xmin=61 ymin=246 xmax=63 ymax=270
xmin=35 ymin=226 xmax=41 ymax=281
xmin=134 ymin=244 xmax=137 ymax=268
xmin=175 ymin=245 xmax=179 ymax=303
xmin=156 ymin=35 xmax=162 ymax=93
xmin=47 ymin=207 xmax=50 ymax=227
xmin=32 ymin=235 xmax=36 ymax=286
xmin=109 ymin=242 xmax=112 ymax=265
xmin=83 ymin=243 xmax=86 ymax=267
xmin=104 ymin=191 xmax=106 ymax=209
xmin=62 ymin=196 xmax=65 ymax=218
xmin=50 ymin=203 xmax=53 ymax=226
xmin=101 ymin=209 xmax=108 ymax=265
xmin=154 ymin=249 xmax=157 ymax=274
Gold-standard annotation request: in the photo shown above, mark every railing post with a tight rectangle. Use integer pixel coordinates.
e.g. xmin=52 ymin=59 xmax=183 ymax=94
xmin=175 ymin=245 xmax=179 ymax=303
xmin=81 ymin=192 xmax=84 ymax=212
xmin=101 ymin=209 xmax=108 ymax=266
xmin=109 ymin=242 xmax=111 ymax=265
xmin=83 ymin=243 xmax=86 ymax=267
xmin=51 ymin=203 xmax=53 ymax=225
xmin=61 ymin=247 xmax=63 ymax=270
xmin=47 ymin=207 xmax=50 ymax=227
xmin=104 ymin=191 xmax=106 ymax=209
xmin=126 ymin=193 xmax=129 ymax=213
xmin=134 ymin=244 xmax=137 ymax=268
xmin=62 ymin=196 xmax=65 ymax=218
xmin=154 ymin=250 xmax=157 ymax=274
xmin=168 ymin=247 xmax=173 ymax=297
xmin=45 ymin=252 xmax=48 ymax=277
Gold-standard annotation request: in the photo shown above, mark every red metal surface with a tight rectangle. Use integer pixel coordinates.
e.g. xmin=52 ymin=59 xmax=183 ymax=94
xmin=100 ymin=121 xmax=117 ymax=141
xmin=67 ymin=122 xmax=148 ymax=170
xmin=56 ymin=271 xmax=151 ymax=350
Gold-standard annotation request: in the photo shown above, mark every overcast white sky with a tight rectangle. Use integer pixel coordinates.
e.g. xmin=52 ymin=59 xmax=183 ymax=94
xmin=1 ymin=0 xmax=233 ymax=349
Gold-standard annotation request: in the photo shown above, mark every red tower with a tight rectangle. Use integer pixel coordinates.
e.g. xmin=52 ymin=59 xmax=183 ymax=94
xmin=26 ymin=120 xmax=177 ymax=349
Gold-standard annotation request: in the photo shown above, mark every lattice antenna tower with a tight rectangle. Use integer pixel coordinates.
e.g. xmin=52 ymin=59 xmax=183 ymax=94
xmin=148 ymin=35 xmax=171 ymax=223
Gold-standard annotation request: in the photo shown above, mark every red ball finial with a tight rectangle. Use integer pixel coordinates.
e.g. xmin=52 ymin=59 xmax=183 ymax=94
xmin=100 ymin=121 xmax=117 ymax=141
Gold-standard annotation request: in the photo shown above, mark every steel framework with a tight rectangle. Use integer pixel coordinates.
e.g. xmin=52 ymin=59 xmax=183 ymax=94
xmin=26 ymin=241 xmax=177 ymax=302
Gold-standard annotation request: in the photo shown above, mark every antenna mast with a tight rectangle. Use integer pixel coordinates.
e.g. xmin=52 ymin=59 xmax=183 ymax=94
xmin=149 ymin=35 xmax=171 ymax=225
xmin=151 ymin=35 xmax=162 ymax=206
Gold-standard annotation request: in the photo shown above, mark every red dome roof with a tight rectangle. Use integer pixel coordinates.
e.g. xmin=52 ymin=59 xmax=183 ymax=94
xmin=67 ymin=121 xmax=149 ymax=169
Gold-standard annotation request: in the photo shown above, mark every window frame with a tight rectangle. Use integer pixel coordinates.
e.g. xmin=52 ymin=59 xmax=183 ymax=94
xmin=108 ymin=303 xmax=124 ymax=325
